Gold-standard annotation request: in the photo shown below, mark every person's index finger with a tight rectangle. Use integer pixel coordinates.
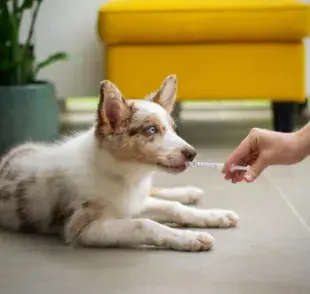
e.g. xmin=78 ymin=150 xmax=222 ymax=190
xmin=223 ymin=136 xmax=251 ymax=173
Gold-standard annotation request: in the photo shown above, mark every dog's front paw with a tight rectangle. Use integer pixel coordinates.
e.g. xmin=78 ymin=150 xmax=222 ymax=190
xmin=151 ymin=186 xmax=204 ymax=205
xmin=169 ymin=230 xmax=214 ymax=251
xmin=167 ymin=186 xmax=204 ymax=204
xmin=196 ymin=209 xmax=239 ymax=228
xmin=179 ymin=186 xmax=204 ymax=204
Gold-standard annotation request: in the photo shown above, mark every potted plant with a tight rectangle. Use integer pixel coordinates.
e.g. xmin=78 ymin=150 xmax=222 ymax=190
xmin=0 ymin=0 xmax=68 ymax=155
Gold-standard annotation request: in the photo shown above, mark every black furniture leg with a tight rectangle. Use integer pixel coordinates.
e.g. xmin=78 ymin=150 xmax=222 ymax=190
xmin=297 ymin=99 xmax=308 ymax=116
xmin=271 ymin=101 xmax=295 ymax=133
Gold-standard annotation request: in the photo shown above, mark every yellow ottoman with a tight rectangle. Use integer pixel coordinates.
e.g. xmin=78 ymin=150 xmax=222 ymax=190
xmin=98 ymin=0 xmax=310 ymax=132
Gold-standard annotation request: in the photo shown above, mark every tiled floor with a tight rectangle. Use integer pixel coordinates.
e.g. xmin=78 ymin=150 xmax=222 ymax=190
xmin=1 ymin=108 xmax=310 ymax=294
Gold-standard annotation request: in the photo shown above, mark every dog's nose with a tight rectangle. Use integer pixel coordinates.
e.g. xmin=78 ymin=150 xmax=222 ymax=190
xmin=181 ymin=148 xmax=197 ymax=162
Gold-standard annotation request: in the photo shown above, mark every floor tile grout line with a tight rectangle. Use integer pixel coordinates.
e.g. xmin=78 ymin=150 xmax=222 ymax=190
xmin=265 ymin=170 xmax=310 ymax=235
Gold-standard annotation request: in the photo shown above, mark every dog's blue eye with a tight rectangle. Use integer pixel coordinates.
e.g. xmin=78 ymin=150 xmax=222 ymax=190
xmin=146 ymin=125 xmax=157 ymax=135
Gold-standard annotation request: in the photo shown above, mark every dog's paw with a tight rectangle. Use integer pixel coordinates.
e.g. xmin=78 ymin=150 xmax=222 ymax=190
xmin=177 ymin=186 xmax=204 ymax=204
xmin=169 ymin=230 xmax=214 ymax=251
xmin=154 ymin=186 xmax=204 ymax=204
xmin=194 ymin=209 xmax=239 ymax=228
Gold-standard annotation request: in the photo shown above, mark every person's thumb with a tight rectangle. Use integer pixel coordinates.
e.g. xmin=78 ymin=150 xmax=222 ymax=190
xmin=244 ymin=158 xmax=266 ymax=182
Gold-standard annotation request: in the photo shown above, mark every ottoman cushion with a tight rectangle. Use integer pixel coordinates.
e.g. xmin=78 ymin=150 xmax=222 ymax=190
xmin=98 ymin=0 xmax=309 ymax=45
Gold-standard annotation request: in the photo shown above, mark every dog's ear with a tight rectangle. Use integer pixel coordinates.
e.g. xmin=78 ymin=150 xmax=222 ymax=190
xmin=97 ymin=80 xmax=130 ymax=130
xmin=145 ymin=75 xmax=177 ymax=114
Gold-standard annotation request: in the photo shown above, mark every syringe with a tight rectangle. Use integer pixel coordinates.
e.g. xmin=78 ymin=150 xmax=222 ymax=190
xmin=185 ymin=161 xmax=250 ymax=172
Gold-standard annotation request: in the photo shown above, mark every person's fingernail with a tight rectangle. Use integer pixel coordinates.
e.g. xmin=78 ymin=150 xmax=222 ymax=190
xmin=244 ymin=174 xmax=254 ymax=182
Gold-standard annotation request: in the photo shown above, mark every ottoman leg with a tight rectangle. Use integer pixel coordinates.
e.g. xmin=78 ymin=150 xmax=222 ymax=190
xmin=295 ymin=99 xmax=310 ymax=128
xmin=271 ymin=101 xmax=295 ymax=133
xmin=172 ymin=101 xmax=182 ymax=134
xmin=297 ymin=99 xmax=308 ymax=116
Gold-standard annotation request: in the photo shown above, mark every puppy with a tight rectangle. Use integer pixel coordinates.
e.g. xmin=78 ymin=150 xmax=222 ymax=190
xmin=0 ymin=75 xmax=238 ymax=251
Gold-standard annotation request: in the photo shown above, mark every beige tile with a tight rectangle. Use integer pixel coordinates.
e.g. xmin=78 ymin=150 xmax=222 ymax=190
xmin=2 ymin=121 xmax=310 ymax=294
xmin=266 ymin=158 xmax=310 ymax=231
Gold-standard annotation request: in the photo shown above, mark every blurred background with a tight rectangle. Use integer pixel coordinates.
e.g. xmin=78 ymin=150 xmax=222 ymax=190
xmin=1 ymin=0 xmax=310 ymax=154
xmin=37 ymin=0 xmax=310 ymax=142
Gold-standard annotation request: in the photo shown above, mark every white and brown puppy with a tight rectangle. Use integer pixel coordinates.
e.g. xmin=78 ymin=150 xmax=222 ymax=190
xmin=0 ymin=75 xmax=238 ymax=251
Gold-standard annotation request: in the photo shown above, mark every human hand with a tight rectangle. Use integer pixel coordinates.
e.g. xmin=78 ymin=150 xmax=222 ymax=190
xmin=222 ymin=128 xmax=302 ymax=183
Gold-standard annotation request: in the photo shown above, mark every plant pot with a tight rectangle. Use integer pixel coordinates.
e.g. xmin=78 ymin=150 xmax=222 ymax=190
xmin=0 ymin=82 xmax=59 ymax=156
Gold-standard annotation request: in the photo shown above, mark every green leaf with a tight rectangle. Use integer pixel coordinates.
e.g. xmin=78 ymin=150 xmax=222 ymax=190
xmin=0 ymin=0 xmax=11 ymax=7
xmin=0 ymin=1 xmax=12 ymax=41
xmin=33 ymin=51 xmax=69 ymax=77
xmin=19 ymin=0 xmax=35 ymax=11
xmin=0 ymin=60 xmax=14 ymax=70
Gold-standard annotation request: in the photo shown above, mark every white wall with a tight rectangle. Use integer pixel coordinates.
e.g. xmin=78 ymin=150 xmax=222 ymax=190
xmin=25 ymin=0 xmax=106 ymax=98
xmin=26 ymin=0 xmax=310 ymax=98
xmin=305 ymin=39 xmax=310 ymax=97
xmin=303 ymin=1 xmax=310 ymax=97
